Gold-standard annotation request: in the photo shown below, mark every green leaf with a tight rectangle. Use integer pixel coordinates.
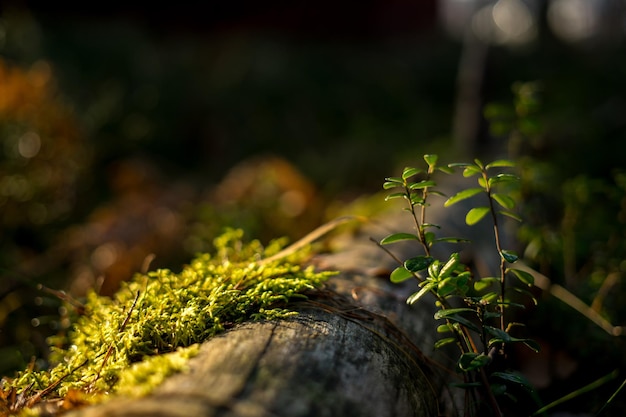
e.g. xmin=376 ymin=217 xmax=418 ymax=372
xmin=463 ymin=166 xmax=482 ymax=177
xmin=507 ymin=268 xmax=534 ymax=286
xmin=492 ymin=371 xmax=537 ymax=391
xmin=478 ymin=176 xmax=487 ymax=188
xmin=481 ymin=292 xmax=499 ymax=303
xmin=486 ymin=159 xmax=515 ymax=169
xmin=428 ymin=261 xmax=441 ymax=278
xmin=484 ymin=311 xmax=501 ymax=320
xmin=437 ymin=166 xmax=454 ymax=174
xmin=437 ymin=280 xmax=457 ymax=297
xmin=424 ymin=231 xmax=436 ymax=247
xmin=435 ymin=311 xmax=481 ymax=333
xmin=434 ymin=307 xmax=475 ymax=319
xmin=436 ymin=324 xmax=453 ymax=333
xmin=384 ymin=176 xmax=403 ymax=183
xmin=489 ymin=173 xmax=520 ymax=186
xmin=409 ymin=194 xmax=425 ymax=205
xmin=439 ymin=253 xmax=460 ymax=279
xmin=492 ymin=193 xmax=515 ymax=209
xmin=423 ymin=154 xmax=438 ymax=167
xmin=485 ymin=326 xmax=510 ymax=341
xmin=474 ymin=277 xmax=499 ymax=291
xmin=458 ymin=352 xmax=491 ymax=372
xmin=466 ymin=207 xmax=490 ymax=225
xmin=434 ymin=237 xmax=471 ymax=244
xmin=473 ymin=158 xmax=485 ymax=169
xmin=409 ymin=180 xmax=436 ymax=190
xmin=509 ymin=287 xmax=538 ymax=305
xmin=434 ymin=337 xmax=456 ymax=349
xmin=501 ymin=250 xmax=519 ymax=263
xmin=380 ymin=233 xmax=420 ymax=245
xmin=406 ymin=282 xmax=436 ymax=305
xmin=499 ymin=210 xmax=523 ymax=222
xmin=383 ymin=181 xmax=402 ymax=190
xmin=486 ymin=327 xmax=541 ymax=353
xmin=384 ymin=192 xmax=406 ymax=201
xmin=404 ymin=256 xmax=435 ymax=272
xmin=402 ymin=167 xmax=422 ymax=180
xmin=444 ymin=187 xmax=483 ymax=207
xmin=390 ymin=266 xmax=413 ymax=283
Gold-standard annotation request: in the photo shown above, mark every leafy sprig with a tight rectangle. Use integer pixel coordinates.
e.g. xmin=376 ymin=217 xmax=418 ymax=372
xmin=379 ymin=154 xmax=539 ymax=417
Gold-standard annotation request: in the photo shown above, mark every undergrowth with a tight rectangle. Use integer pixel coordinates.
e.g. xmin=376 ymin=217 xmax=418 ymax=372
xmin=1 ymin=228 xmax=335 ymax=415
xmin=378 ymin=154 xmax=624 ymax=416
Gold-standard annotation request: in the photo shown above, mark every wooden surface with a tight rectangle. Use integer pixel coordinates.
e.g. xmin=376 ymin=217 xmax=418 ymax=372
xmin=62 ymin=271 xmax=451 ymax=417
xmin=64 ymin=211 xmax=464 ymax=417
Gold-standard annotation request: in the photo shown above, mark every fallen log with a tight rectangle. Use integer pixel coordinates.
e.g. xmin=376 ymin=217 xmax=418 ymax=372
xmin=61 ymin=271 xmax=452 ymax=417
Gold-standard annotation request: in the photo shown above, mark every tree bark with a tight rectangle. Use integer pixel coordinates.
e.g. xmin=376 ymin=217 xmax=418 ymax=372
xmin=62 ymin=209 xmax=468 ymax=417
xmin=63 ymin=271 xmax=451 ymax=417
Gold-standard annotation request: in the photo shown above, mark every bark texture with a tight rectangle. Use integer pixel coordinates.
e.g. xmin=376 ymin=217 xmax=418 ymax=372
xmin=62 ymin=272 xmax=451 ymax=417
xmin=64 ymin=210 xmax=465 ymax=417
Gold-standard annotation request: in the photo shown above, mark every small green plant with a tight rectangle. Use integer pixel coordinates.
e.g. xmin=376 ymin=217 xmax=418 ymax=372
xmin=379 ymin=154 xmax=541 ymax=417
xmin=1 ymin=228 xmax=335 ymax=415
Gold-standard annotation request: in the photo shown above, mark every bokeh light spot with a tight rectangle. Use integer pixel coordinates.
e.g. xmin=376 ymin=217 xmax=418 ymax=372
xmin=18 ymin=131 xmax=41 ymax=158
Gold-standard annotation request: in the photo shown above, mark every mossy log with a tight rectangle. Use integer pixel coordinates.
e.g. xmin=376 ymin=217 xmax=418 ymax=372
xmin=63 ymin=271 xmax=450 ymax=417
xmin=61 ymin=210 xmax=465 ymax=417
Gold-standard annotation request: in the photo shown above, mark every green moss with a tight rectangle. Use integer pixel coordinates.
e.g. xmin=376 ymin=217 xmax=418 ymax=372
xmin=3 ymin=228 xmax=335 ymax=410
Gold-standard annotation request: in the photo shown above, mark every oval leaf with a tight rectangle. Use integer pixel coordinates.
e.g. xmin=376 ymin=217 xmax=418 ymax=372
xmin=492 ymin=193 xmax=515 ymax=209
xmin=507 ymin=268 xmax=534 ymax=286
xmin=402 ymin=167 xmax=421 ymax=180
xmin=474 ymin=277 xmax=499 ymax=292
xmin=383 ymin=181 xmax=402 ymax=190
xmin=406 ymin=282 xmax=436 ymax=305
xmin=458 ymin=352 xmax=491 ymax=372
xmin=404 ymin=255 xmax=435 ymax=272
xmin=466 ymin=207 xmax=490 ymax=225
xmin=492 ymin=371 xmax=537 ymax=390
xmin=463 ymin=166 xmax=482 ymax=177
xmin=434 ymin=337 xmax=456 ymax=349
xmin=444 ymin=187 xmax=483 ymax=207
xmin=486 ymin=159 xmax=515 ymax=169
xmin=499 ymin=210 xmax=523 ymax=222
xmin=409 ymin=180 xmax=436 ymax=190
xmin=384 ymin=192 xmax=406 ymax=201
xmin=439 ymin=253 xmax=460 ymax=279
xmin=434 ymin=237 xmax=471 ymax=244
xmin=501 ymin=250 xmax=519 ymax=263
xmin=424 ymin=154 xmax=438 ymax=167
xmin=489 ymin=173 xmax=520 ymax=186
xmin=437 ymin=324 xmax=453 ymax=333
xmin=380 ymin=233 xmax=419 ymax=245
xmin=390 ymin=266 xmax=413 ymax=283
xmin=434 ymin=307 xmax=475 ymax=319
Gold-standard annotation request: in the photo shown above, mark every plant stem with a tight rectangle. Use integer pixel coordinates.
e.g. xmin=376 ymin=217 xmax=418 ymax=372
xmin=484 ymin=169 xmax=507 ymax=333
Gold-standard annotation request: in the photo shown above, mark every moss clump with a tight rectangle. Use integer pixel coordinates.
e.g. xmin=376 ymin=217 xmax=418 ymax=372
xmin=2 ymin=228 xmax=335 ymax=412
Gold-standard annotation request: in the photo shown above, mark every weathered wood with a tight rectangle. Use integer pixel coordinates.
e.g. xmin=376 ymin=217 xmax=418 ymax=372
xmin=61 ymin=205 xmax=476 ymax=417
xmin=63 ymin=272 xmax=450 ymax=417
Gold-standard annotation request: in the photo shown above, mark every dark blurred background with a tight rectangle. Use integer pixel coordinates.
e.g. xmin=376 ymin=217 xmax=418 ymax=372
xmin=1 ymin=0 xmax=626 ymax=415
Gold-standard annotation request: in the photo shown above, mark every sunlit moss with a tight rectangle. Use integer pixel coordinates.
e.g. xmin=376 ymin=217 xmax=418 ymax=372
xmin=115 ymin=344 xmax=200 ymax=398
xmin=3 ymin=228 xmax=335 ymax=412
